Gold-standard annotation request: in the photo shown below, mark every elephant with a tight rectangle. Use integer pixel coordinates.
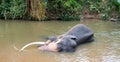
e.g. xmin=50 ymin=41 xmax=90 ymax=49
xmin=38 ymin=24 xmax=94 ymax=52
xmin=18 ymin=24 xmax=94 ymax=52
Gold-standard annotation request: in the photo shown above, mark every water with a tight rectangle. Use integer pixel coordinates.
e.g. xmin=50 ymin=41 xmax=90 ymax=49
xmin=0 ymin=20 xmax=120 ymax=62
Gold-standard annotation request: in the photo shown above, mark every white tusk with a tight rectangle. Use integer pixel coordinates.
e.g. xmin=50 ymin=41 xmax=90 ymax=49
xmin=19 ymin=42 xmax=45 ymax=52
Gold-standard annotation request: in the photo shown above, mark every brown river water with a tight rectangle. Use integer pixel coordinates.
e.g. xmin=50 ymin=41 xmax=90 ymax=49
xmin=0 ymin=20 xmax=120 ymax=62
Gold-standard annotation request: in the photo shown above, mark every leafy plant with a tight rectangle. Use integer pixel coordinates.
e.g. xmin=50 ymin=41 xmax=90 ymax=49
xmin=0 ymin=1 xmax=10 ymax=19
xmin=113 ymin=0 xmax=120 ymax=12
xmin=9 ymin=0 xmax=26 ymax=19
xmin=43 ymin=0 xmax=83 ymax=21
xmin=0 ymin=0 xmax=26 ymax=20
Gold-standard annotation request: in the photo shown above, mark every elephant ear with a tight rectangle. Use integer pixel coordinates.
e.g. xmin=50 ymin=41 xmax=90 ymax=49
xmin=67 ymin=35 xmax=77 ymax=47
xmin=69 ymin=35 xmax=77 ymax=40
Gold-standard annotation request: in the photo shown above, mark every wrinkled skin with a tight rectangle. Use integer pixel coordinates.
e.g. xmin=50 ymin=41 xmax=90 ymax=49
xmin=38 ymin=24 xmax=94 ymax=52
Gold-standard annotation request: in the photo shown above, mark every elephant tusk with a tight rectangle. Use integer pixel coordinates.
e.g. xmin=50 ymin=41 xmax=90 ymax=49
xmin=18 ymin=42 xmax=45 ymax=52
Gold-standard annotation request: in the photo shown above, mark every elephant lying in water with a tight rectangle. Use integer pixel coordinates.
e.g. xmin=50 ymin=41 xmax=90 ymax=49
xmin=18 ymin=24 xmax=94 ymax=52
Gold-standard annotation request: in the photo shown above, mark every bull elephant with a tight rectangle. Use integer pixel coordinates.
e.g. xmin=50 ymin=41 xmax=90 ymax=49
xmin=19 ymin=24 xmax=94 ymax=52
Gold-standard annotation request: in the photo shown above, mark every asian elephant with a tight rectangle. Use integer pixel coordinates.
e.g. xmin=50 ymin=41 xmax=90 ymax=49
xmin=18 ymin=24 xmax=94 ymax=52
xmin=38 ymin=24 xmax=94 ymax=52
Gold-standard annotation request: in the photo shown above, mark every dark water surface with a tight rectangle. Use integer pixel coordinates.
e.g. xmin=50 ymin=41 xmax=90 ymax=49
xmin=0 ymin=20 xmax=120 ymax=62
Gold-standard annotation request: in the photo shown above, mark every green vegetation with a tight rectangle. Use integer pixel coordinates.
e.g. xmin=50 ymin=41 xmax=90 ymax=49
xmin=0 ymin=0 xmax=120 ymax=21
xmin=44 ymin=0 xmax=84 ymax=20
xmin=0 ymin=0 xmax=26 ymax=20
xmin=113 ymin=0 xmax=120 ymax=12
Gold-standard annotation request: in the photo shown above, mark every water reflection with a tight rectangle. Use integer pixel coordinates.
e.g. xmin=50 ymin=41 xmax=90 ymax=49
xmin=0 ymin=20 xmax=120 ymax=62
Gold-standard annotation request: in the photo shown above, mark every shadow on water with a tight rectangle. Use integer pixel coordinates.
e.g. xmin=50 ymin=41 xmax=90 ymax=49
xmin=0 ymin=20 xmax=120 ymax=62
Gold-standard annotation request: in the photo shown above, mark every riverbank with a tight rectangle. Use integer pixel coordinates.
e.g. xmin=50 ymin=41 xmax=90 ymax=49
xmin=0 ymin=0 xmax=120 ymax=21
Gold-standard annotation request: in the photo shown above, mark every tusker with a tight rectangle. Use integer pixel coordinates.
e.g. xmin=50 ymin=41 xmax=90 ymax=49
xmin=18 ymin=24 xmax=94 ymax=52
xmin=38 ymin=24 xmax=94 ymax=52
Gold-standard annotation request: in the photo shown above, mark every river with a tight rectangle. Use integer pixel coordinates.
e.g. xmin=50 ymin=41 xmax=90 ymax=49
xmin=0 ymin=20 xmax=120 ymax=62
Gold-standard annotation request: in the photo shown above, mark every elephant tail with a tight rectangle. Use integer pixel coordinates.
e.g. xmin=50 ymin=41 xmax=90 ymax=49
xmin=14 ymin=42 xmax=45 ymax=52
